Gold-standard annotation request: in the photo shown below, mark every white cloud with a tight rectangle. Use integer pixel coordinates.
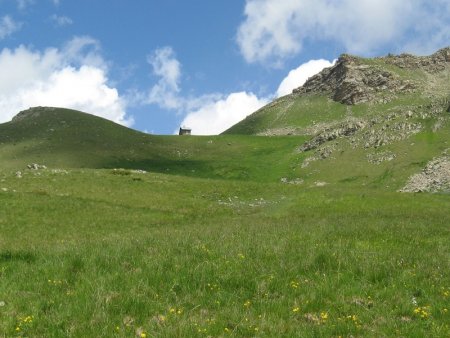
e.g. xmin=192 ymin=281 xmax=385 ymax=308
xmin=140 ymin=46 xmax=268 ymax=135
xmin=179 ymin=92 xmax=268 ymax=135
xmin=146 ymin=47 xmax=183 ymax=110
xmin=401 ymin=0 xmax=450 ymax=55
xmin=51 ymin=14 xmax=73 ymax=27
xmin=179 ymin=58 xmax=334 ymax=135
xmin=144 ymin=46 xmax=335 ymax=135
xmin=0 ymin=37 xmax=131 ymax=126
xmin=237 ymin=0 xmax=450 ymax=64
xmin=276 ymin=59 xmax=335 ymax=97
xmin=179 ymin=57 xmax=341 ymax=135
xmin=0 ymin=16 xmax=21 ymax=39
xmin=61 ymin=36 xmax=105 ymax=69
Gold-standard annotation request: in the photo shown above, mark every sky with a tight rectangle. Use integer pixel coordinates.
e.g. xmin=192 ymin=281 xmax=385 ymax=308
xmin=0 ymin=0 xmax=449 ymax=135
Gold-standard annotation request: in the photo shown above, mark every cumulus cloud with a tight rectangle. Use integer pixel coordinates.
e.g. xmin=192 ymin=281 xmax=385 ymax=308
xmin=0 ymin=37 xmax=131 ymax=126
xmin=0 ymin=16 xmax=21 ymax=39
xmin=179 ymin=92 xmax=268 ymax=135
xmin=146 ymin=47 xmax=183 ymax=110
xmin=276 ymin=59 xmax=335 ymax=97
xmin=180 ymin=57 xmax=338 ymax=134
xmin=145 ymin=46 xmax=334 ymax=135
xmin=237 ymin=0 xmax=450 ymax=64
xmin=141 ymin=46 xmax=268 ymax=135
xmin=50 ymin=14 xmax=73 ymax=27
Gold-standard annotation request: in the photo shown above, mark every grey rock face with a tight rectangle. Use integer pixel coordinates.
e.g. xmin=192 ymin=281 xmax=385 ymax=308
xmin=292 ymin=48 xmax=450 ymax=106
xmin=383 ymin=47 xmax=450 ymax=73
xmin=293 ymin=54 xmax=418 ymax=105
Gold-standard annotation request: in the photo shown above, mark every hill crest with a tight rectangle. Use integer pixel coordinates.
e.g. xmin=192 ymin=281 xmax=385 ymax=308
xmin=11 ymin=106 xmax=59 ymax=123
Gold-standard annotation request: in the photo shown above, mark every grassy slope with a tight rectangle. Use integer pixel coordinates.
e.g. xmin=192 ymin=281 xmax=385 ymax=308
xmin=3 ymin=106 xmax=449 ymax=190
xmin=0 ymin=169 xmax=449 ymax=337
xmin=0 ymin=108 xmax=305 ymax=182
xmin=224 ymin=94 xmax=349 ymax=136
xmin=0 ymin=72 xmax=449 ymax=336
xmin=224 ymin=57 xmax=450 ymax=191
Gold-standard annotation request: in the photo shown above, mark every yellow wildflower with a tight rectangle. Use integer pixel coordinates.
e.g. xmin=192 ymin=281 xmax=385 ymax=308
xmin=290 ymin=281 xmax=300 ymax=289
xmin=413 ymin=306 xmax=431 ymax=319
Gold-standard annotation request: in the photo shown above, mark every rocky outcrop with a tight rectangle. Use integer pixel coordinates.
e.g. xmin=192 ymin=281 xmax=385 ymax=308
xmin=293 ymin=54 xmax=417 ymax=105
xmin=12 ymin=106 xmax=56 ymax=123
xmin=360 ymin=121 xmax=423 ymax=149
xmin=400 ymin=152 xmax=450 ymax=193
xmin=382 ymin=47 xmax=450 ymax=73
xmin=298 ymin=119 xmax=366 ymax=152
xmin=292 ymin=48 xmax=450 ymax=105
xmin=257 ymin=127 xmax=305 ymax=136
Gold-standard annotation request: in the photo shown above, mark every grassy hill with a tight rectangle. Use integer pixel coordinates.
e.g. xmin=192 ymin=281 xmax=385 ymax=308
xmin=224 ymin=48 xmax=450 ymax=192
xmin=0 ymin=106 xmax=305 ymax=182
xmin=0 ymin=49 xmax=449 ymax=337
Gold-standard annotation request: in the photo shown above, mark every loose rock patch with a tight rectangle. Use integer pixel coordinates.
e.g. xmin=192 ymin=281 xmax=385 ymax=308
xmin=400 ymin=151 xmax=450 ymax=193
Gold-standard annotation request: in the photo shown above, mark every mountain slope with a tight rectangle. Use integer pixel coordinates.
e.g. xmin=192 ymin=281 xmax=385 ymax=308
xmin=1 ymin=48 xmax=450 ymax=191
xmin=225 ymin=48 xmax=450 ymax=136
xmin=224 ymin=48 xmax=450 ymax=192
xmin=0 ymin=106 xmax=303 ymax=182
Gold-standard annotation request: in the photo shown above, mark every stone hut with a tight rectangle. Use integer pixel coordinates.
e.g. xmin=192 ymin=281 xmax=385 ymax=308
xmin=179 ymin=127 xmax=191 ymax=135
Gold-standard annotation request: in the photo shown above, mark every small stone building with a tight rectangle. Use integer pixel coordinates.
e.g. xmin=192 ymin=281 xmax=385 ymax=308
xmin=179 ymin=127 xmax=191 ymax=135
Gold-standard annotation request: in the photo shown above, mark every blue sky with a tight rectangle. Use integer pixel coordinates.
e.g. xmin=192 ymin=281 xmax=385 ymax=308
xmin=1 ymin=0 xmax=449 ymax=134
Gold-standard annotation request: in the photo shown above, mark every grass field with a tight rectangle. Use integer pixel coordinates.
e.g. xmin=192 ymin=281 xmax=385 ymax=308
xmin=0 ymin=106 xmax=449 ymax=337
xmin=0 ymin=168 xmax=449 ymax=337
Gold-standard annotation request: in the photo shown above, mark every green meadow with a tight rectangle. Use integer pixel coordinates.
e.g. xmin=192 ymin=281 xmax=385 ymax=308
xmin=0 ymin=107 xmax=449 ymax=337
xmin=0 ymin=167 xmax=449 ymax=337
